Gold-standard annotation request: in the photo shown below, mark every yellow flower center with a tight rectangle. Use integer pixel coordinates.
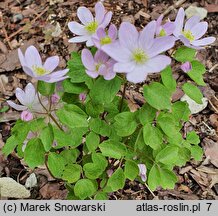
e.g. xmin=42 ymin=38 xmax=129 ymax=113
xmin=100 ymin=36 xmax=112 ymax=45
xmin=182 ymin=30 xmax=195 ymax=42
xmin=33 ymin=66 xmax=48 ymax=76
xmin=133 ymin=49 xmax=148 ymax=64
xmin=85 ymin=21 xmax=98 ymax=34
xmin=159 ymin=29 xmax=166 ymax=37
xmin=95 ymin=63 xmax=101 ymax=72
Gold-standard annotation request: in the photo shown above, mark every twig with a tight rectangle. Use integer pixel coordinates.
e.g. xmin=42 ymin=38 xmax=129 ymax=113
xmin=163 ymin=0 xmax=187 ymax=16
xmin=7 ymin=6 xmax=49 ymax=40
xmin=209 ymin=100 xmax=218 ymax=114
xmin=144 ymin=182 xmax=156 ymax=198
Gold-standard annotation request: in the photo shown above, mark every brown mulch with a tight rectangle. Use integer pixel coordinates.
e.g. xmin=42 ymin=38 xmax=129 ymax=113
xmin=0 ymin=0 xmax=218 ymax=200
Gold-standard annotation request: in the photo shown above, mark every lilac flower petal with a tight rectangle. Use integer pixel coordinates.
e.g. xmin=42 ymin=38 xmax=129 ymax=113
xmin=25 ymin=45 xmax=42 ymax=68
xmin=147 ymin=36 xmax=176 ymax=58
xmin=92 ymin=37 xmax=101 ymax=49
xmin=113 ymin=62 xmax=135 ymax=73
xmin=15 ymin=88 xmax=26 ymax=105
xmin=21 ymin=110 xmax=33 ymax=121
xmin=103 ymin=68 xmax=116 ymax=80
xmin=191 ymin=37 xmax=216 ymax=46
xmin=100 ymin=11 xmax=112 ymax=28
xmin=98 ymin=64 xmax=107 ymax=76
xmin=163 ymin=22 xmax=175 ymax=35
xmin=43 ymin=56 xmax=59 ymax=72
xmin=68 ymin=21 xmax=87 ymax=35
xmin=86 ymin=38 xmax=95 ymax=47
xmin=22 ymin=66 xmax=35 ymax=77
xmin=94 ymin=50 xmax=109 ymax=63
xmin=139 ymin=21 xmax=156 ymax=51
xmin=95 ymin=2 xmax=105 ymax=24
xmin=77 ymin=6 xmax=94 ymax=25
xmin=173 ymin=8 xmax=185 ymax=38
xmin=179 ymin=35 xmax=191 ymax=47
xmin=68 ymin=35 xmax=90 ymax=43
xmin=156 ymin=15 xmax=164 ymax=28
xmin=7 ymin=100 xmax=26 ymax=111
xmin=108 ymin=24 xmax=117 ymax=40
xmin=51 ymin=94 xmax=60 ymax=104
xmin=191 ymin=22 xmax=208 ymax=40
xmin=86 ymin=70 xmax=99 ymax=78
xmin=45 ymin=76 xmax=69 ymax=83
xmin=184 ymin=16 xmax=201 ymax=31
xmin=97 ymin=27 xmax=106 ymax=39
xmin=24 ymin=83 xmax=36 ymax=105
xmin=81 ymin=49 xmax=95 ymax=71
xmin=119 ymin=22 xmax=139 ymax=51
xmin=126 ymin=65 xmax=148 ymax=83
xmin=18 ymin=48 xmax=27 ymax=67
xmin=138 ymin=164 xmax=147 ymax=182
xmin=102 ymin=41 xmax=132 ymax=63
xmin=144 ymin=55 xmax=171 ymax=73
xmin=40 ymin=69 xmax=69 ymax=83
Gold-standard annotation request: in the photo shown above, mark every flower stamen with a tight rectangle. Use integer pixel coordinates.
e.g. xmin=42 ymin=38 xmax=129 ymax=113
xmin=133 ymin=49 xmax=148 ymax=64
xmin=85 ymin=21 xmax=98 ymax=34
xmin=33 ymin=66 xmax=48 ymax=76
xmin=182 ymin=30 xmax=195 ymax=42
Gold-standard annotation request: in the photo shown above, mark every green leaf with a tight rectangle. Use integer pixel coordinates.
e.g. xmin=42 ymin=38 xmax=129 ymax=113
xmin=60 ymin=149 xmax=80 ymax=164
xmin=124 ymin=160 xmax=139 ymax=181
xmin=37 ymin=80 xmax=55 ymax=96
xmin=2 ymin=121 xmax=29 ymax=156
xmin=114 ymin=112 xmax=138 ymax=137
xmin=172 ymin=101 xmax=191 ymax=122
xmin=148 ymin=164 xmax=177 ymax=190
xmin=86 ymin=132 xmax=100 ymax=152
xmin=107 ymin=168 xmax=125 ymax=191
xmin=63 ymin=79 xmax=87 ymax=94
xmin=67 ymin=52 xmax=89 ymax=83
xmin=137 ymin=103 xmax=157 ymax=125
xmin=90 ymin=76 xmax=121 ymax=104
xmin=89 ymin=118 xmax=111 ymax=137
xmin=47 ymin=152 xmax=66 ymax=178
xmin=174 ymin=46 xmax=196 ymax=62
xmin=99 ymin=140 xmax=127 ymax=159
xmin=143 ymin=82 xmax=171 ymax=110
xmin=161 ymin=66 xmax=176 ymax=93
xmin=191 ymin=145 xmax=203 ymax=161
xmin=86 ymin=100 xmax=104 ymax=117
xmin=157 ymin=115 xmax=179 ymax=138
xmin=56 ymin=104 xmax=88 ymax=129
xmin=143 ymin=124 xmax=163 ymax=150
xmin=62 ymin=164 xmax=82 ymax=183
xmin=0 ymin=106 xmax=9 ymax=113
xmin=92 ymin=153 xmax=108 ymax=170
xmin=83 ymin=163 xmax=103 ymax=179
xmin=147 ymin=164 xmax=161 ymax=190
xmin=155 ymin=146 xmax=179 ymax=165
xmin=187 ymin=60 xmax=206 ymax=86
xmin=40 ymin=124 xmax=54 ymax=151
xmin=94 ymin=192 xmax=108 ymax=200
xmin=186 ymin=131 xmax=200 ymax=145
xmin=24 ymin=138 xmax=45 ymax=169
xmin=176 ymin=147 xmax=191 ymax=166
xmin=182 ymin=83 xmax=203 ymax=104
xmin=74 ymin=179 xmax=97 ymax=199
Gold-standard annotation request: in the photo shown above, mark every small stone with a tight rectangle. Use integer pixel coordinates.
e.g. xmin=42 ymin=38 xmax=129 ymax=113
xmin=181 ymin=94 xmax=208 ymax=114
xmin=12 ymin=14 xmax=23 ymax=23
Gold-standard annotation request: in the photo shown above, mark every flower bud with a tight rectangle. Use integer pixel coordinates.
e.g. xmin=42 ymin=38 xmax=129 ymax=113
xmin=21 ymin=110 xmax=33 ymax=122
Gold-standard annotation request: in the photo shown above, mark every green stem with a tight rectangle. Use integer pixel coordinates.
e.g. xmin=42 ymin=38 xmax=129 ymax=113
xmin=119 ymin=82 xmax=127 ymax=112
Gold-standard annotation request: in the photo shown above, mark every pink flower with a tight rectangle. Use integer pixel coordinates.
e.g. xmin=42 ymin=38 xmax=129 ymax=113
xmin=173 ymin=8 xmax=216 ymax=49
xmin=92 ymin=24 xmax=117 ymax=49
xmin=68 ymin=2 xmax=112 ymax=47
xmin=181 ymin=61 xmax=192 ymax=73
xmin=81 ymin=49 xmax=116 ymax=80
xmin=138 ymin=164 xmax=147 ymax=182
xmin=21 ymin=110 xmax=33 ymax=121
xmin=51 ymin=94 xmax=60 ymax=104
xmin=102 ymin=21 xmax=176 ymax=83
xmin=18 ymin=46 xmax=69 ymax=83
xmin=7 ymin=83 xmax=41 ymax=112
xmin=155 ymin=15 xmax=175 ymax=37
xmin=79 ymin=93 xmax=86 ymax=103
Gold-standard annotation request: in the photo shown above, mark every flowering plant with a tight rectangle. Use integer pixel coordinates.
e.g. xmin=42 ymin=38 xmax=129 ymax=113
xmin=3 ymin=2 xmax=215 ymax=200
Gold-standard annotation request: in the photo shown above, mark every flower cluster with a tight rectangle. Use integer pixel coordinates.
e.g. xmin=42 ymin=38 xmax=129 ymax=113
xmin=68 ymin=2 xmax=215 ymax=83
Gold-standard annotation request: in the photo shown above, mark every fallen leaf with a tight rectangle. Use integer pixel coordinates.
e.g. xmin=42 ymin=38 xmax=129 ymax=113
xmin=25 ymin=173 xmax=37 ymax=189
xmin=203 ymin=138 xmax=218 ymax=168
xmin=205 ymin=4 xmax=218 ymax=13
